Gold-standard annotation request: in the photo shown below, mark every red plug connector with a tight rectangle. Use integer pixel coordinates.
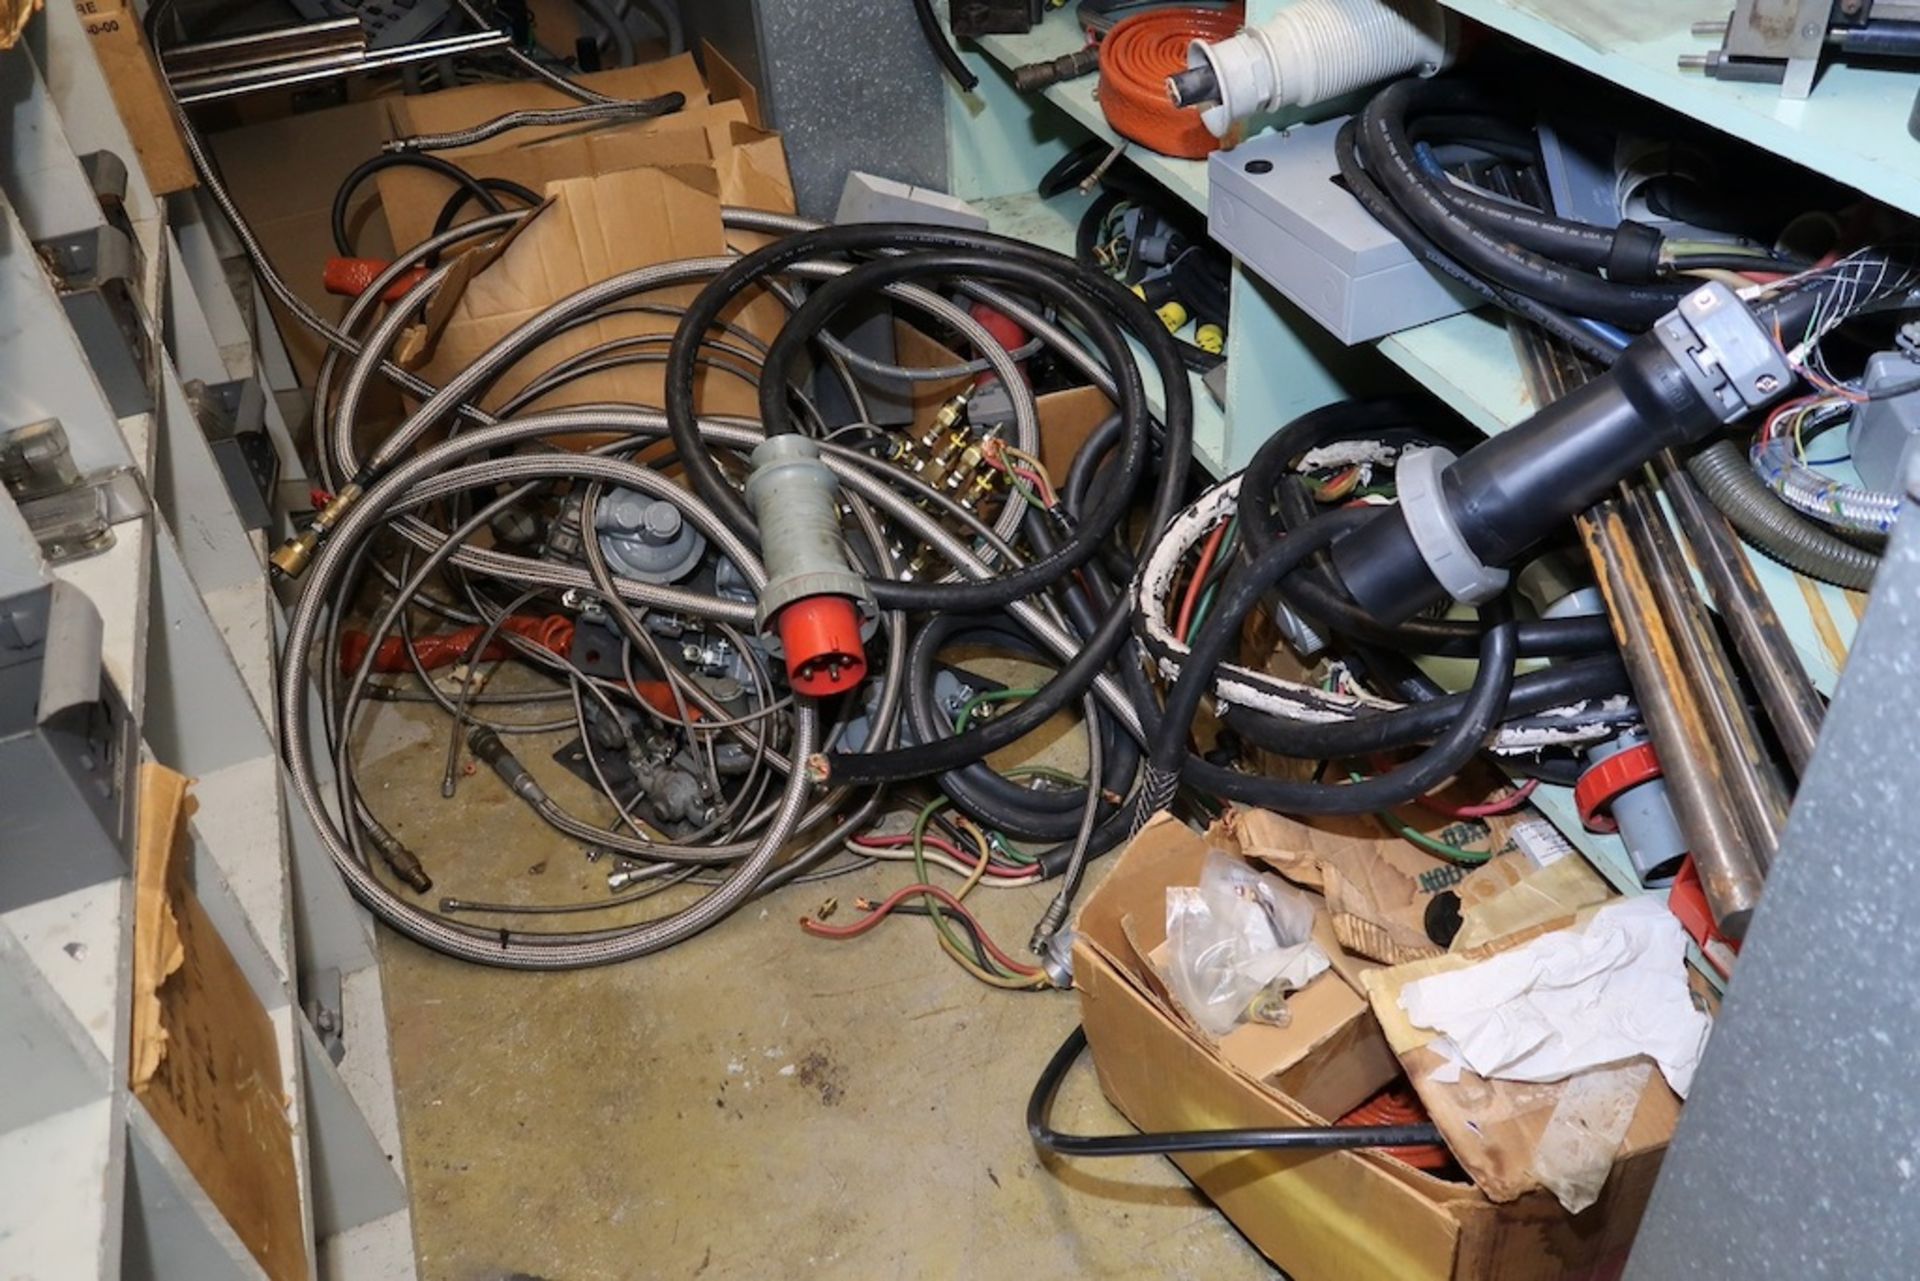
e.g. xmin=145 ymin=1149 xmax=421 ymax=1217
xmin=744 ymin=436 xmax=875 ymax=698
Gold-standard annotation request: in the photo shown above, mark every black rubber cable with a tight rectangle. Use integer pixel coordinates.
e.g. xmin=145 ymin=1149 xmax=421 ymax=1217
xmin=332 ymin=153 xmax=508 ymax=257
xmin=1029 ymin=1026 xmax=1445 ymax=1158
xmin=910 ymin=0 xmax=980 ymax=91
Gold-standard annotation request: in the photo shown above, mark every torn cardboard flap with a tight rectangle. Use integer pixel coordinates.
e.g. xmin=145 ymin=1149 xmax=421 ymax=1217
xmin=1361 ymin=903 xmax=1684 ymax=1209
xmin=416 ymin=164 xmax=778 ymax=421
xmin=132 ymin=764 xmax=308 ymax=1281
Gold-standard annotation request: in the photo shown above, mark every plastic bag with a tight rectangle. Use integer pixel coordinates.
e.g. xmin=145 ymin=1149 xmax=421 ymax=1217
xmin=1164 ymin=850 xmax=1329 ymax=1038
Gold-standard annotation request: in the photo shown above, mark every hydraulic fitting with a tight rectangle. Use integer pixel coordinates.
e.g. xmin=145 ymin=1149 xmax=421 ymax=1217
xmin=743 ymin=435 xmax=876 ymax=697
xmin=1172 ymin=0 xmax=1456 ymax=139
xmin=467 ymin=725 xmax=549 ymax=806
xmin=270 ymin=481 xmax=363 ymax=580
xmin=367 ymin=827 xmax=433 ymax=893
xmin=1013 ymin=45 xmax=1100 ymax=93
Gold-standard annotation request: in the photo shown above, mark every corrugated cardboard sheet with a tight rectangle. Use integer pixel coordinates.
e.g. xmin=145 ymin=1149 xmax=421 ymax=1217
xmin=131 ymin=765 xmax=307 ymax=1281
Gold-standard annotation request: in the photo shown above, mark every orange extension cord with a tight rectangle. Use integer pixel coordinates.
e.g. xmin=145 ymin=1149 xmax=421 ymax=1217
xmin=1098 ymin=6 xmax=1244 ymax=159
xmin=1337 ymin=1085 xmax=1455 ymax=1171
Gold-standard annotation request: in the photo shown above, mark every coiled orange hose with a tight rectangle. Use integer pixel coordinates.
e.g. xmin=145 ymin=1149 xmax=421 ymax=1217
xmin=1098 ymin=6 xmax=1244 ymax=159
xmin=1337 ymin=1085 xmax=1455 ymax=1171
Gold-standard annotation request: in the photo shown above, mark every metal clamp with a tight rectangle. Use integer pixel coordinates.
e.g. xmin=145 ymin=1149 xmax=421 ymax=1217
xmin=1395 ymin=445 xmax=1509 ymax=606
xmin=1652 ymin=281 xmax=1794 ymax=423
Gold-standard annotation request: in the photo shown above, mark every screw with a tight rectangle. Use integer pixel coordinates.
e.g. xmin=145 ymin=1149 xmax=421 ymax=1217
xmin=1755 ymin=373 xmax=1781 ymax=394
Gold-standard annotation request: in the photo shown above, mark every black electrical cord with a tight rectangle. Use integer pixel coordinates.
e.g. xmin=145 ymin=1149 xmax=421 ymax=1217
xmin=1235 ymin=397 xmax=1617 ymax=659
xmin=1029 ymin=1026 xmax=1445 ymax=1158
xmin=331 ymin=153 xmax=510 ymax=257
xmin=911 ymin=0 xmax=980 ymax=91
xmin=1139 ymin=508 xmax=1523 ymax=819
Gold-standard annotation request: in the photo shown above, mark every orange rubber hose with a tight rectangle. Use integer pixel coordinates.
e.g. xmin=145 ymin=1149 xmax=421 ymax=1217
xmin=1098 ymin=6 xmax=1244 ymax=159
xmin=1337 ymin=1085 xmax=1454 ymax=1171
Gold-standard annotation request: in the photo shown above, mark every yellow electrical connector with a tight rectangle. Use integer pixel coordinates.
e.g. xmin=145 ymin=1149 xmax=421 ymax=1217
xmin=1195 ymin=323 xmax=1225 ymax=354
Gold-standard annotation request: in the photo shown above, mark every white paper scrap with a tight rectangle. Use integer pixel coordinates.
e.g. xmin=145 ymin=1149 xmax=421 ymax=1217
xmin=1397 ymin=896 xmax=1711 ymax=1097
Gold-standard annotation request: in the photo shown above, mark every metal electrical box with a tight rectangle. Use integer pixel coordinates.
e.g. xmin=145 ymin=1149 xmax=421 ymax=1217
xmin=1208 ymin=120 xmax=1480 ymax=344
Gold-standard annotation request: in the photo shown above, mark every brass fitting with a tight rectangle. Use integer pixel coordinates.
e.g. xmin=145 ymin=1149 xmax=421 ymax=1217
xmin=368 ymin=827 xmax=432 ymax=893
xmin=269 ymin=481 xmax=364 ymax=580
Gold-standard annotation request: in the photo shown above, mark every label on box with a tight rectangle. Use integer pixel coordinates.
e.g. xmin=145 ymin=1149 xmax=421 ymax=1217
xmin=1513 ymin=819 xmax=1574 ymax=868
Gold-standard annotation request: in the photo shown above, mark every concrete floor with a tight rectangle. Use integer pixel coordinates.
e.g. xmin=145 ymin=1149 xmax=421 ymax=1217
xmin=355 ymin=678 xmax=1277 ymax=1280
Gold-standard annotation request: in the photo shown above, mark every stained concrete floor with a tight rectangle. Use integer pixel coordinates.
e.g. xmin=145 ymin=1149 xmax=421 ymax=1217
xmin=354 ymin=674 xmax=1278 ymax=1280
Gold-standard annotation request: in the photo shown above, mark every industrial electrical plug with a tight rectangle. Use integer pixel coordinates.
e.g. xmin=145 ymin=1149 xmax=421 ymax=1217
xmin=744 ymin=435 xmax=876 ymax=697
xmin=1168 ymin=0 xmax=1455 ymax=138
xmin=1330 ymin=282 xmax=1796 ymax=626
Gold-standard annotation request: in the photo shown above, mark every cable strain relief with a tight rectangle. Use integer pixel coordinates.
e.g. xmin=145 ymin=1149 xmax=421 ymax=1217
xmin=1608 ymin=221 xmax=1665 ymax=285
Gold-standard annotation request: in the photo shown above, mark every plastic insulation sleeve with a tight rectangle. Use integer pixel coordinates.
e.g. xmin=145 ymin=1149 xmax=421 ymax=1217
xmin=1749 ymin=437 xmax=1899 ymax=534
xmin=1029 ymin=1026 xmax=1445 ymax=1158
xmin=1099 ymin=7 xmax=1244 ymax=159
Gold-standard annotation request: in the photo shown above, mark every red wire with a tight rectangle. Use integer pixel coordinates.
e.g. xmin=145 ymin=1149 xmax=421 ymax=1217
xmin=799 ymin=883 xmax=1041 ymax=976
xmin=1174 ymin=519 xmax=1230 ymax=642
xmin=1413 ymin=777 xmax=1540 ymax=820
xmin=847 ymin=833 xmax=1033 ymax=878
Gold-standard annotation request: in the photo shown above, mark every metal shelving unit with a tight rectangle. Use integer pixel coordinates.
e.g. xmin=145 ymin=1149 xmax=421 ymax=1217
xmin=0 ymin=5 xmax=415 ymax=1278
xmin=935 ymin=0 xmax=1897 ymax=913
xmin=944 ymin=0 xmax=1869 ymax=700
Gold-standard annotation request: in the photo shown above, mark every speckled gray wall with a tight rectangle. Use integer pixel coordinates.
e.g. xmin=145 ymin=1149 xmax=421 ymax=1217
xmin=686 ymin=0 xmax=952 ymax=219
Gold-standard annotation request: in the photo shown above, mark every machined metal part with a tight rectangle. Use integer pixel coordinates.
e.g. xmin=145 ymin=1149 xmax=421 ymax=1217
xmin=1689 ymin=0 xmax=1834 ymax=96
xmin=1580 ymin=502 xmax=1767 ymax=939
xmin=185 ymin=377 xmax=278 ymax=530
xmin=0 ymin=419 xmax=147 ymax=563
xmin=168 ymin=28 xmax=509 ymax=104
xmin=1654 ymin=450 xmax=1826 ymax=776
xmin=1651 ymin=282 xmax=1795 ymax=422
xmin=35 ymin=225 xmax=152 ymax=418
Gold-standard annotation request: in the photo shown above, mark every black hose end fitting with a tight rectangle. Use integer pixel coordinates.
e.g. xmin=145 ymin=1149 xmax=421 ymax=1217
xmin=1608 ymin=221 xmax=1666 ymax=285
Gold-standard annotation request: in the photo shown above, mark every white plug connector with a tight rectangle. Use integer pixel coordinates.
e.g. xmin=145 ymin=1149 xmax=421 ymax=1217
xmin=1172 ymin=0 xmax=1456 ymax=139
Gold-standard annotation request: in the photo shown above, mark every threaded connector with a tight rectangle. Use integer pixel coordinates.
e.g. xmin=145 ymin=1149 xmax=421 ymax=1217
xmin=269 ymin=481 xmax=363 ymax=580
xmin=1013 ymin=46 xmax=1101 ymax=93
xmin=368 ymin=828 xmax=433 ymax=893
xmin=467 ymin=725 xmax=548 ymax=805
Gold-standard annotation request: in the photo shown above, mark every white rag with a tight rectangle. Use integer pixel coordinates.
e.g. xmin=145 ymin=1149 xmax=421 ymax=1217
xmin=1397 ymin=896 xmax=1711 ymax=1097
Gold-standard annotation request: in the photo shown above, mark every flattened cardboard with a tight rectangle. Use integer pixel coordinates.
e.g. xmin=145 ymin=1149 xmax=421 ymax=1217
xmin=132 ymin=765 xmax=307 ymax=1281
xmin=1076 ymin=816 xmax=1664 ymax=1281
xmin=417 ymin=164 xmax=781 ymax=423
xmin=73 ymin=0 xmax=197 ymax=193
xmin=1075 ymin=814 xmax=1398 ymax=1122
xmin=210 ymin=97 xmax=398 ymax=384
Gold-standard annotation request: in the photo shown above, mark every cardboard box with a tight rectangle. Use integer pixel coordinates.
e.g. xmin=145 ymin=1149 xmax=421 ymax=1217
xmin=1074 ymin=814 xmax=1664 ymax=1281
xmin=1075 ymin=814 xmax=1398 ymax=1124
xmin=74 ymin=0 xmax=197 ymax=193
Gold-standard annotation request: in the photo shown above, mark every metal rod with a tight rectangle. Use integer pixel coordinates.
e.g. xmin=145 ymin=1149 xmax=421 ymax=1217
xmin=172 ymin=30 xmax=510 ymax=104
xmin=1622 ymin=482 xmax=1791 ymax=874
xmin=162 ymin=17 xmax=365 ymax=77
xmin=1580 ymin=502 xmax=1768 ymax=939
xmin=1655 ymin=450 xmax=1826 ymax=776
